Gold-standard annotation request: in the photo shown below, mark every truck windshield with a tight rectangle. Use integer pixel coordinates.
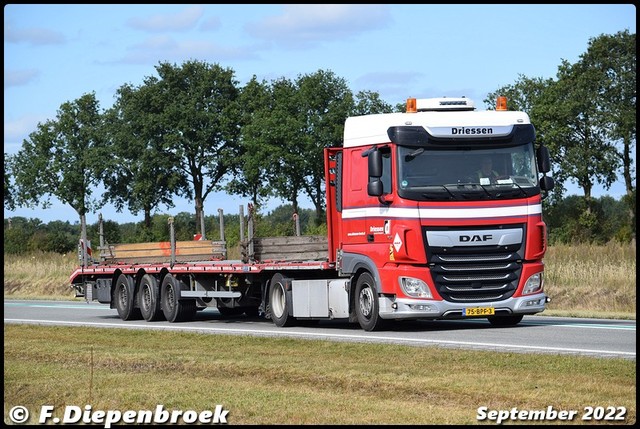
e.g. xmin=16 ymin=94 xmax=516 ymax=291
xmin=396 ymin=144 xmax=539 ymax=201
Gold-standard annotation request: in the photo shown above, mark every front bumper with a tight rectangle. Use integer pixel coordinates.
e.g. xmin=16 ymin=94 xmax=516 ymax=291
xmin=378 ymin=292 xmax=548 ymax=320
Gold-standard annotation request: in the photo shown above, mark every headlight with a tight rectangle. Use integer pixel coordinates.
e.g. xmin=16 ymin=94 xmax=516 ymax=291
xmin=399 ymin=277 xmax=432 ymax=298
xmin=522 ymin=272 xmax=543 ymax=295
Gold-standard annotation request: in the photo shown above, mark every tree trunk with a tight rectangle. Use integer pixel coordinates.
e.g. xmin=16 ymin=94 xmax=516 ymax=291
xmin=195 ymin=196 xmax=204 ymax=236
xmin=623 ymin=136 xmax=635 ymax=243
xmin=144 ymin=207 xmax=152 ymax=229
xmin=80 ymin=213 xmax=89 ymax=267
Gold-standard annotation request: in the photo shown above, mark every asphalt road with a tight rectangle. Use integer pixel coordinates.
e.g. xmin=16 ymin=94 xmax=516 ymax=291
xmin=4 ymin=299 xmax=636 ymax=360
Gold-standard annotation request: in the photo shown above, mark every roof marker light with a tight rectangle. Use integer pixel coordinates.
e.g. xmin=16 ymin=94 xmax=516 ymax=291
xmin=406 ymin=98 xmax=417 ymax=113
xmin=496 ymin=96 xmax=508 ymax=111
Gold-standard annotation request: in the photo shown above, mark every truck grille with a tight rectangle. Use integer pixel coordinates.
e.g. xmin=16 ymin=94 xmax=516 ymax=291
xmin=425 ymin=226 xmax=525 ymax=303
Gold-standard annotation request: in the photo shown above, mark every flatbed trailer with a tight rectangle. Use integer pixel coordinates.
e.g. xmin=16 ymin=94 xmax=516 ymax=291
xmin=70 ymin=210 xmax=340 ymax=324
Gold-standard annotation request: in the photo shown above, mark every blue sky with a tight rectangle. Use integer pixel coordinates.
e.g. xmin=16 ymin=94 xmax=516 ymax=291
xmin=4 ymin=4 xmax=636 ymax=224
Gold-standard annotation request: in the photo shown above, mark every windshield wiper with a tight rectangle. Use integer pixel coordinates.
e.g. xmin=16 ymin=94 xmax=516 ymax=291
xmin=458 ymin=181 xmax=493 ymax=198
xmin=499 ymin=181 xmax=529 ymax=197
xmin=421 ymin=185 xmax=456 ymax=200
xmin=405 ymin=147 xmax=424 ymax=161
xmin=446 ymin=182 xmax=494 ymax=199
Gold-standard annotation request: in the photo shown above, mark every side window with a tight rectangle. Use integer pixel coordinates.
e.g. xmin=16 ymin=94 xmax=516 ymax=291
xmin=350 ymin=149 xmax=363 ymax=192
xmin=381 ymin=148 xmax=391 ymax=194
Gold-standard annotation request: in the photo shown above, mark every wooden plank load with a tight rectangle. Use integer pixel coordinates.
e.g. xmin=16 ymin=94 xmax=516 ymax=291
xmin=245 ymin=235 xmax=328 ymax=263
xmin=100 ymin=240 xmax=227 ymax=264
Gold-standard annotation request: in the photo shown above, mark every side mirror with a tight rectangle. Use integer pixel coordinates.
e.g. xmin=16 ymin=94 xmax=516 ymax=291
xmin=367 ymin=180 xmax=383 ymax=197
xmin=540 ymin=175 xmax=554 ymax=192
xmin=368 ymin=148 xmax=382 ymax=178
xmin=536 ymin=145 xmax=551 ymax=174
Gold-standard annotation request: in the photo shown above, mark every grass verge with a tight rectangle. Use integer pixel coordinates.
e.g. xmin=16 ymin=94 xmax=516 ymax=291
xmin=4 ymin=324 xmax=636 ymax=425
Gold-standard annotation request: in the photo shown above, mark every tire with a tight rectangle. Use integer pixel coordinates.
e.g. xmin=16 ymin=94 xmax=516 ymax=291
xmin=354 ymin=272 xmax=386 ymax=331
xmin=161 ymin=274 xmax=197 ymax=323
xmin=268 ymin=273 xmax=295 ymax=327
xmin=138 ymin=274 xmax=164 ymax=321
xmin=114 ymin=274 xmax=141 ymax=321
xmin=487 ymin=314 xmax=524 ymax=327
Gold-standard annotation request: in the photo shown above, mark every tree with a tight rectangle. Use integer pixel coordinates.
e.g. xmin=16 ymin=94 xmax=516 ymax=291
xmin=4 ymin=154 xmax=14 ymax=211
xmin=102 ymin=78 xmax=186 ymax=229
xmin=225 ymin=75 xmax=274 ymax=210
xmin=154 ymin=60 xmax=241 ymax=236
xmin=352 ymin=90 xmax=393 ymax=116
xmin=3 ymin=217 xmax=42 ymax=254
xmin=579 ymin=30 xmax=636 ymax=240
xmin=296 ymin=69 xmax=354 ymax=222
xmin=538 ymin=60 xmax=621 ymax=205
xmin=245 ymin=77 xmax=308 ymax=213
xmin=11 ymin=92 xmax=106 ymax=259
xmin=485 ymin=74 xmax=553 ymax=114
xmin=581 ymin=30 xmax=636 ymax=196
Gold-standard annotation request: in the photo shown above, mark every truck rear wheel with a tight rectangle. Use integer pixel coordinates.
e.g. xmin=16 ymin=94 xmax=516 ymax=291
xmin=114 ymin=274 xmax=141 ymax=321
xmin=138 ymin=274 xmax=164 ymax=321
xmin=355 ymin=272 xmax=386 ymax=331
xmin=269 ymin=273 xmax=295 ymax=327
xmin=161 ymin=274 xmax=196 ymax=323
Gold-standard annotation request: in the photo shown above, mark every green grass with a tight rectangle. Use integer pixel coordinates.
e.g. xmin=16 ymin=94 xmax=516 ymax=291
xmin=4 ymin=324 xmax=636 ymax=425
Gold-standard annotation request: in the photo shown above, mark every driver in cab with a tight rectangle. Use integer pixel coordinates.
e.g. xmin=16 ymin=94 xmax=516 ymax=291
xmin=476 ymin=157 xmax=500 ymax=184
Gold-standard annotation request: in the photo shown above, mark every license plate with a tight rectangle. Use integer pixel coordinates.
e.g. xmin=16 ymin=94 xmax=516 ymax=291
xmin=463 ymin=307 xmax=495 ymax=316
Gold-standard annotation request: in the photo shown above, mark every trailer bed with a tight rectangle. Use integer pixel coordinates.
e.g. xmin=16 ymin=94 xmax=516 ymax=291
xmin=69 ymin=259 xmax=334 ymax=285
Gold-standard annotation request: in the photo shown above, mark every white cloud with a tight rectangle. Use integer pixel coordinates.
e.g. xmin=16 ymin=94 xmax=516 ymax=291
xmin=115 ymin=35 xmax=260 ymax=65
xmin=4 ymin=69 xmax=40 ymax=88
xmin=4 ymin=20 xmax=66 ymax=45
xmin=246 ymin=4 xmax=391 ymax=48
xmin=128 ymin=5 xmax=205 ymax=32
xmin=4 ymin=114 xmax=49 ymax=153
xmin=199 ymin=16 xmax=221 ymax=32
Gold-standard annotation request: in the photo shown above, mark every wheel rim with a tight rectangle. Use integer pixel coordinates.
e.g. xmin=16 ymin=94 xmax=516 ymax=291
xmin=118 ymin=284 xmax=128 ymax=309
xmin=271 ymin=283 xmax=286 ymax=318
xmin=141 ymin=285 xmax=151 ymax=312
xmin=359 ymin=285 xmax=374 ymax=318
xmin=165 ymin=284 xmax=175 ymax=312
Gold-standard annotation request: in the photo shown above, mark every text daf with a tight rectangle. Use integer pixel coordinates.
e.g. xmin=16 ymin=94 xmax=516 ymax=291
xmin=460 ymin=234 xmax=493 ymax=242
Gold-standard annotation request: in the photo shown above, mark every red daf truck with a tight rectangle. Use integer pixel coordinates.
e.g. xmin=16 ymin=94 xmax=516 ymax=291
xmin=70 ymin=96 xmax=554 ymax=331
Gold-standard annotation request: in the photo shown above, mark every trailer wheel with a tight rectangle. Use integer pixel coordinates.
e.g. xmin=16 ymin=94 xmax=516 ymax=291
xmin=114 ymin=274 xmax=141 ymax=321
xmin=269 ymin=273 xmax=295 ymax=327
xmin=487 ymin=314 xmax=524 ymax=327
xmin=355 ymin=272 xmax=386 ymax=331
xmin=138 ymin=274 xmax=164 ymax=321
xmin=161 ymin=275 xmax=196 ymax=323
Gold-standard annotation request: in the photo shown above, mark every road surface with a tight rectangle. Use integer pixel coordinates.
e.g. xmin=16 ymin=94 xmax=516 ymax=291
xmin=4 ymin=299 xmax=635 ymax=360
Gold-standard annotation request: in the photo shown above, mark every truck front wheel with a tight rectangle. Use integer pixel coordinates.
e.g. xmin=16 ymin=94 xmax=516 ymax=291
xmin=161 ymin=275 xmax=196 ymax=323
xmin=355 ymin=272 xmax=386 ymax=331
xmin=114 ymin=274 xmax=141 ymax=321
xmin=269 ymin=273 xmax=295 ymax=327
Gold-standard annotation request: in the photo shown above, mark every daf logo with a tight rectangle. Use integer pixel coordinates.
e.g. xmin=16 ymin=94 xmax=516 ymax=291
xmin=459 ymin=234 xmax=493 ymax=242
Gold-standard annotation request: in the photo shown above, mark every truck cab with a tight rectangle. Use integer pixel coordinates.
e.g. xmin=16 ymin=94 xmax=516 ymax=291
xmin=325 ymin=96 xmax=554 ymax=330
